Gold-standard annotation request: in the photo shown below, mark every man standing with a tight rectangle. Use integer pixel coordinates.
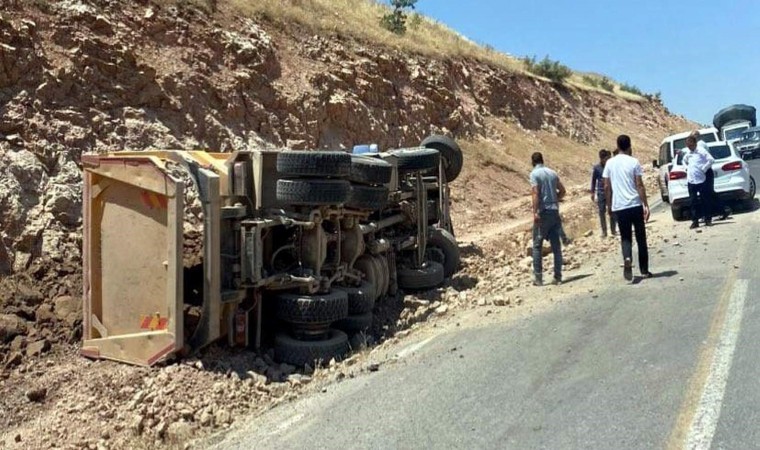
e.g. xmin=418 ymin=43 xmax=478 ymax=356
xmin=689 ymin=130 xmax=730 ymax=221
xmin=530 ymin=152 xmax=566 ymax=286
xmin=683 ymin=136 xmax=715 ymax=228
xmin=603 ymin=135 xmax=651 ymax=281
xmin=590 ymin=149 xmax=617 ymax=237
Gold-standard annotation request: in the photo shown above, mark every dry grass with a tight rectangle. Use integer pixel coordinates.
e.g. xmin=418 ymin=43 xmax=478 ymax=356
xmin=226 ymin=0 xmax=521 ymax=72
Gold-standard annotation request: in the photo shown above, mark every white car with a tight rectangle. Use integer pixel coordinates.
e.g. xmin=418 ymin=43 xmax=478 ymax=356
xmin=668 ymin=141 xmax=756 ymax=221
xmin=654 ymin=127 xmax=719 ymax=203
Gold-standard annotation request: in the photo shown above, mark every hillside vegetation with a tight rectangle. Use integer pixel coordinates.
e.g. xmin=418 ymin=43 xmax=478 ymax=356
xmin=167 ymin=0 xmax=649 ymax=98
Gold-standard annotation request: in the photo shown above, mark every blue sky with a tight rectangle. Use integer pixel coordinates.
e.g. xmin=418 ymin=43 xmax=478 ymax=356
xmin=415 ymin=0 xmax=759 ymax=125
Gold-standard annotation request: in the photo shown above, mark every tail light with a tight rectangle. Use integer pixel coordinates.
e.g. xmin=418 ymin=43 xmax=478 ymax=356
xmin=722 ymin=161 xmax=742 ymax=171
xmin=669 ymin=171 xmax=686 ymax=180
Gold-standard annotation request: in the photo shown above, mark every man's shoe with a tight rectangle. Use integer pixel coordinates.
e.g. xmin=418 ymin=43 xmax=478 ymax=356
xmin=552 ymin=277 xmax=562 ymax=285
xmin=705 ymin=221 xmax=713 ymax=227
xmin=690 ymin=222 xmax=699 ymax=229
xmin=641 ymin=272 xmax=654 ymax=279
xmin=533 ymin=277 xmax=543 ymax=287
xmin=623 ymin=258 xmax=633 ymax=281
xmin=562 ymin=237 xmax=573 ymax=246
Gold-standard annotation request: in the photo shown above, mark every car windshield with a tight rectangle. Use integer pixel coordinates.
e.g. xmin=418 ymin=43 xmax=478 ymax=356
xmin=725 ymin=128 xmax=747 ymax=141
xmin=673 ymin=133 xmax=717 ymax=151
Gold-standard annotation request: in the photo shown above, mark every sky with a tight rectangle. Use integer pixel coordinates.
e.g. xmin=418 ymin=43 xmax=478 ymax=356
xmin=415 ymin=0 xmax=760 ymax=126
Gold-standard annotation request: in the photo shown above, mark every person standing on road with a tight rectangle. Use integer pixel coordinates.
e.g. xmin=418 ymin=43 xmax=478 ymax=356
xmin=683 ymin=136 xmax=715 ymax=228
xmin=689 ymin=131 xmax=730 ymax=221
xmin=603 ymin=135 xmax=652 ymax=281
xmin=590 ymin=149 xmax=617 ymax=237
xmin=530 ymin=152 xmax=566 ymax=286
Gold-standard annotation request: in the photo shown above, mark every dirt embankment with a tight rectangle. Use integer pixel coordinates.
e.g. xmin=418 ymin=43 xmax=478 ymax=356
xmin=0 ymin=1 xmax=696 ymax=448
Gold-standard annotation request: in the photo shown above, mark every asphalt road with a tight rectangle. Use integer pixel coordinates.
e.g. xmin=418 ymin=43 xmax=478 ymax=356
xmin=209 ymin=162 xmax=760 ymax=450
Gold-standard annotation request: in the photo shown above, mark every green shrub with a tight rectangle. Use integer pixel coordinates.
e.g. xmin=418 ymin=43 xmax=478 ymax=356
xmin=620 ymin=82 xmax=643 ymax=96
xmin=582 ymin=75 xmax=599 ymax=87
xmin=599 ymin=77 xmax=615 ymax=92
xmin=380 ymin=0 xmax=418 ymax=35
xmin=522 ymin=55 xmax=572 ymax=83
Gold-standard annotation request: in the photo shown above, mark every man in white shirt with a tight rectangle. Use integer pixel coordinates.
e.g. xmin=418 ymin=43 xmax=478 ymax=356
xmin=683 ymin=136 xmax=715 ymax=228
xmin=603 ymin=135 xmax=651 ymax=281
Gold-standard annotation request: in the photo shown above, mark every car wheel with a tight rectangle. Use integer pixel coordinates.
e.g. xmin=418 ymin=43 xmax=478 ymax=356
xmin=750 ymin=176 xmax=756 ymax=198
xmin=671 ymin=206 xmax=683 ymax=221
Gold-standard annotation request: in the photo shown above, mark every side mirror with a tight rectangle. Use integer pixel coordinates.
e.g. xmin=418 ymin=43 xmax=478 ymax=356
xmin=652 ymin=159 xmax=659 ymax=169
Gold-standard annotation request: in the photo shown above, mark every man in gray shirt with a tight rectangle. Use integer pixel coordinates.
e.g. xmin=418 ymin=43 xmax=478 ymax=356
xmin=530 ymin=152 xmax=566 ymax=286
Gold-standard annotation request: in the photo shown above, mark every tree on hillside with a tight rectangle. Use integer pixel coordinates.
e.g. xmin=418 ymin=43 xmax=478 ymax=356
xmin=380 ymin=0 xmax=418 ymax=35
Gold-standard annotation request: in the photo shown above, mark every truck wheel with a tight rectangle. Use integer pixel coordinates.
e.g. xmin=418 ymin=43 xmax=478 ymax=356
xmin=277 ymin=151 xmax=351 ymax=177
xmin=427 ymin=227 xmax=460 ymax=278
xmin=333 ymin=312 xmax=372 ymax=334
xmin=347 ymin=184 xmax=388 ymax=211
xmin=387 ymin=148 xmax=440 ymax=172
xmin=274 ymin=329 xmax=349 ymax=367
xmin=397 ymin=261 xmax=444 ymax=291
xmin=276 ymin=290 xmax=349 ymax=325
xmin=276 ymin=179 xmax=351 ymax=206
xmin=421 ymin=134 xmax=464 ymax=182
xmin=375 ymin=255 xmax=390 ymax=298
xmin=354 ymin=255 xmax=381 ymax=300
xmin=350 ymin=155 xmax=393 ymax=185
xmin=335 ymin=281 xmax=375 ymax=315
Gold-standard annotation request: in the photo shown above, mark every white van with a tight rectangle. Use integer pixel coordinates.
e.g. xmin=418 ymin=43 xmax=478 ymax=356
xmin=653 ymin=127 xmax=719 ymax=202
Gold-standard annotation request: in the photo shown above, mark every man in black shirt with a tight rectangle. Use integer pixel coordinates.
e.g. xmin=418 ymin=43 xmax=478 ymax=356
xmin=590 ymin=149 xmax=617 ymax=237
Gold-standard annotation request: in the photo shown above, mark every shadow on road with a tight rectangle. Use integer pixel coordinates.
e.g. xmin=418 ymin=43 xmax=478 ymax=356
xmin=562 ymin=273 xmax=592 ymax=284
xmin=631 ymin=270 xmax=678 ymax=284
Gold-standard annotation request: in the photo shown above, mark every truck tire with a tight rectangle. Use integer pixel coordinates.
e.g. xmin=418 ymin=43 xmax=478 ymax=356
xmin=387 ymin=148 xmax=440 ymax=172
xmin=347 ymin=184 xmax=388 ymax=211
xmin=427 ymin=227 xmax=460 ymax=278
xmin=397 ymin=261 xmax=444 ymax=291
xmin=350 ymin=155 xmax=393 ymax=185
xmin=276 ymin=179 xmax=351 ymax=206
xmin=713 ymin=104 xmax=757 ymax=130
xmin=333 ymin=312 xmax=372 ymax=334
xmin=276 ymin=290 xmax=349 ymax=325
xmin=421 ymin=134 xmax=464 ymax=182
xmin=335 ymin=281 xmax=375 ymax=315
xmin=277 ymin=151 xmax=351 ymax=177
xmin=274 ymin=329 xmax=349 ymax=367
xmin=354 ymin=255 xmax=381 ymax=299
xmin=375 ymin=255 xmax=390 ymax=298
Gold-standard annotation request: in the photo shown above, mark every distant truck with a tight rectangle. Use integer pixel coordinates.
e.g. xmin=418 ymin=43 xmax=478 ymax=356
xmin=713 ymin=104 xmax=757 ymax=145
xmin=735 ymin=126 xmax=760 ymax=159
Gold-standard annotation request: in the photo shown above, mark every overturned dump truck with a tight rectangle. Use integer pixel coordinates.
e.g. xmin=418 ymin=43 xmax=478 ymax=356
xmin=81 ymin=135 xmax=463 ymax=367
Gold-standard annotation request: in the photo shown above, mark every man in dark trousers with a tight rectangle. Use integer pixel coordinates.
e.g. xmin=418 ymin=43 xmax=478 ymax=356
xmin=530 ymin=152 xmax=566 ymax=286
xmin=590 ymin=149 xmax=617 ymax=237
xmin=690 ymin=131 xmax=730 ymax=221
xmin=603 ymin=135 xmax=652 ymax=281
xmin=683 ymin=136 xmax=715 ymax=228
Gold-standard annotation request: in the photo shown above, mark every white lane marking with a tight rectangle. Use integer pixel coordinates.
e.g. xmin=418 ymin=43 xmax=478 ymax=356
xmin=686 ymin=279 xmax=749 ymax=450
xmin=395 ymin=336 xmax=436 ymax=359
